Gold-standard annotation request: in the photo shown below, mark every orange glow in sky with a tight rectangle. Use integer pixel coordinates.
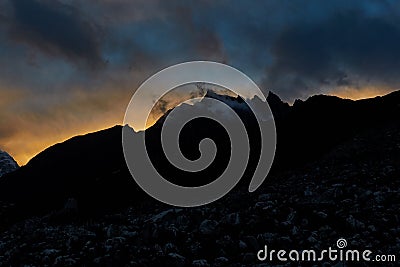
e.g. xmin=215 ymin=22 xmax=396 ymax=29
xmin=1 ymin=85 xmax=396 ymax=166
xmin=327 ymin=86 xmax=396 ymax=100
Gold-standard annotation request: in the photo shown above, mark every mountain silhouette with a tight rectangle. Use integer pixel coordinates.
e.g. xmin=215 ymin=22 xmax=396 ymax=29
xmin=0 ymin=150 xmax=18 ymax=177
xmin=1 ymin=90 xmax=400 ymax=216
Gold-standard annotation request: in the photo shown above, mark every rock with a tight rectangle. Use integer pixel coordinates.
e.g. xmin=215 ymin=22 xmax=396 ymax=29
xmin=167 ymin=253 xmax=185 ymax=267
xmin=239 ymin=240 xmax=247 ymax=250
xmin=154 ymin=244 xmax=164 ymax=257
xmin=307 ymin=236 xmax=318 ymax=244
xmin=242 ymin=252 xmax=255 ymax=263
xmin=150 ymin=209 xmax=182 ymax=223
xmin=93 ymin=256 xmax=107 ymax=265
xmin=278 ymin=236 xmax=292 ymax=245
xmin=42 ymin=249 xmax=60 ymax=256
xmin=189 ymin=242 xmax=202 ymax=256
xmin=258 ymin=194 xmax=271 ymax=201
xmin=223 ymin=213 xmax=240 ymax=226
xmin=192 ymin=259 xmax=210 ymax=267
xmin=106 ymin=224 xmax=117 ymax=238
xmin=374 ymin=191 xmax=385 ymax=203
xmin=286 ymin=210 xmax=296 ymax=221
xmin=259 ymin=233 xmax=277 ymax=243
xmin=304 ymin=186 xmax=313 ymax=196
xmin=243 ymin=236 xmax=258 ymax=250
xmin=214 ymin=256 xmax=229 ymax=266
xmin=199 ymin=220 xmax=218 ymax=235
xmin=54 ymin=256 xmax=77 ymax=266
xmin=164 ymin=242 xmax=178 ymax=254
xmin=291 ymin=226 xmax=299 ymax=236
xmin=255 ymin=202 xmax=266 ymax=208
xmin=176 ymin=214 xmax=190 ymax=229
xmin=346 ymin=215 xmax=365 ymax=230
xmin=105 ymin=236 xmax=126 ymax=247
xmin=316 ymin=211 xmax=328 ymax=219
xmin=121 ymin=230 xmax=138 ymax=238
xmin=66 ymin=235 xmax=80 ymax=250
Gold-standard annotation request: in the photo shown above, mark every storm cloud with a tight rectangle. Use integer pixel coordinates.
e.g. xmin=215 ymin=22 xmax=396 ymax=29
xmin=8 ymin=0 xmax=103 ymax=67
xmin=265 ymin=9 xmax=400 ymax=100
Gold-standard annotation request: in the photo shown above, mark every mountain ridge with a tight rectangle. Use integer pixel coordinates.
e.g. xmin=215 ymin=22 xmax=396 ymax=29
xmin=0 ymin=150 xmax=19 ymax=177
xmin=1 ymin=89 xmax=400 ymax=215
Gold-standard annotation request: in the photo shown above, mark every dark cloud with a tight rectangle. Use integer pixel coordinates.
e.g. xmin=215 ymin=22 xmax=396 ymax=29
xmin=172 ymin=3 xmax=227 ymax=62
xmin=8 ymin=0 xmax=103 ymax=67
xmin=265 ymin=10 xmax=400 ymax=100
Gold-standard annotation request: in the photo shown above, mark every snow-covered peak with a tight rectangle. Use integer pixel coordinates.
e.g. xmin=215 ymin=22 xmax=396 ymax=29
xmin=0 ymin=150 xmax=19 ymax=177
xmin=204 ymin=90 xmax=248 ymax=111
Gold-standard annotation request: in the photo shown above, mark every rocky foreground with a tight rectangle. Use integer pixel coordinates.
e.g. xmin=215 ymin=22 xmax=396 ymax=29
xmin=0 ymin=124 xmax=399 ymax=267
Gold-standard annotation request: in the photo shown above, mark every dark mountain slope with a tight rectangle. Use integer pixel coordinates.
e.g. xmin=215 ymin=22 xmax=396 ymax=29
xmin=0 ymin=90 xmax=399 ymax=216
xmin=273 ymin=91 xmax=400 ymax=169
xmin=0 ymin=126 xmax=140 ymax=213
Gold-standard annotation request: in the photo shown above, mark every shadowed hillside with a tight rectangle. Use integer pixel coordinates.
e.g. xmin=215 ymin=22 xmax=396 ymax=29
xmin=1 ymin=90 xmax=400 ymax=213
xmin=0 ymin=90 xmax=399 ymax=266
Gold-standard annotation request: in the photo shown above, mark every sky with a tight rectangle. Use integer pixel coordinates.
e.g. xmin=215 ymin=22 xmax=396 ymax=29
xmin=1 ymin=0 xmax=400 ymax=165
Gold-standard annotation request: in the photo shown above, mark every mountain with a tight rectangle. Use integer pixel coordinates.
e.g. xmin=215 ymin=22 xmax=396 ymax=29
xmin=0 ymin=90 xmax=400 ymax=266
xmin=144 ymin=90 xmax=261 ymax=187
xmin=274 ymin=91 xmax=400 ymax=169
xmin=0 ymin=90 xmax=400 ymax=215
xmin=0 ymin=150 xmax=18 ymax=177
xmin=0 ymin=126 xmax=140 ymax=214
xmin=266 ymin=91 xmax=290 ymax=120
